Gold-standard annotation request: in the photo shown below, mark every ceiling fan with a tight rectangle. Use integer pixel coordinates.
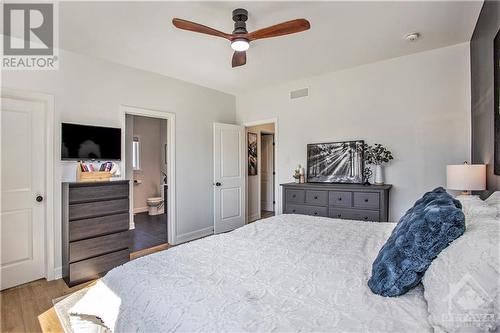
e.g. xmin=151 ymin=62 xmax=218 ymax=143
xmin=172 ymin=8 xmax=310 ymax=68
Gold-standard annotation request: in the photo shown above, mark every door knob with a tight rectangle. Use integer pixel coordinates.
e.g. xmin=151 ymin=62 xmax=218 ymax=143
xmin=36 ymin=195 xmax=44 ymax=202
xmin=215 ymin=182 xmax=222 ymax=187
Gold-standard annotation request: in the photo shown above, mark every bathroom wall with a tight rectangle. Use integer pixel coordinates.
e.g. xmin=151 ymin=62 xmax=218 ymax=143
xmin=132 ymin=115 xmax=163 ymax=212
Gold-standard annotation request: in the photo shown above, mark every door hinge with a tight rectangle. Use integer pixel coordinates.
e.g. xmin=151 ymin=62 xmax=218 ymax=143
xmin=272 ymin=142 xmax=275 ymax=146
xmin=273 ymin=201 xmax=276 ymax=204
xmin=273 ymin=172 xmax=276 ymax=175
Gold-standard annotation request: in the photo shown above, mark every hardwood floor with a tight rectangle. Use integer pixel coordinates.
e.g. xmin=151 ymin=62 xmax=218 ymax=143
xmin=1 ymin=244 xmax=170 ymax=333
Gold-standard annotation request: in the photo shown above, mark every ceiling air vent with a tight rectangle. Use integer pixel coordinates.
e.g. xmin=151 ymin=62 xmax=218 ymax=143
xmin=290 ymin=88 xmax=309 ymax=100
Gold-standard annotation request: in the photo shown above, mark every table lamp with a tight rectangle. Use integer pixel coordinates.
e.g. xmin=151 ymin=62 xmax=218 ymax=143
xmin=446 ymin=162 xmax=486 ymax=195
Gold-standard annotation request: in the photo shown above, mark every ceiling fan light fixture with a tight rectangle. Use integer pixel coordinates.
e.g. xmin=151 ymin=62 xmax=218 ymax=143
xmin=231 ymin=38 xmax=249 ymax=52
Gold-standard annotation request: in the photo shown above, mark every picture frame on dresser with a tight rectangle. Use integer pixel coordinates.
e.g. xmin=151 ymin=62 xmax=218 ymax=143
xmin=306 ymin=140 xmax=364 ymax=184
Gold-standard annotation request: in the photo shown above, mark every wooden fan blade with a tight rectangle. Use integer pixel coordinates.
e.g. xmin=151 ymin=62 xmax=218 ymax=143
xmin=246 ymin=19 xmax=310 ymax=41
xmin=232 ymin=51 xmax=247 ymax=67
xmin=172 ymin=18 xmax=231 ymax=40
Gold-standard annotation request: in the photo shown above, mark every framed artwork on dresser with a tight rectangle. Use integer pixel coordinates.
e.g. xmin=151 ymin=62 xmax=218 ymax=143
xmin=494 ymin=29 xmax=500 ymax=175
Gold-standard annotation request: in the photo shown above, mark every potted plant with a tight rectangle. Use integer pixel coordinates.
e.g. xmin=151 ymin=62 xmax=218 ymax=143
xmin=363 ymin=143 xmax=394 ymax=185
xmin=293 ymin=165 xmax=302 ymax=183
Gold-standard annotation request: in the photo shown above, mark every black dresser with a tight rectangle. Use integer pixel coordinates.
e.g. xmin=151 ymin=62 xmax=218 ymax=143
xmin=62 ymin=180 xmax=130 ymax=286
xmin=281 ymin=183 xmax=392 ymax=222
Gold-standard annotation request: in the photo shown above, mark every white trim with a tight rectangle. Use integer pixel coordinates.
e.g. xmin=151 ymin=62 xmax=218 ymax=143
xmin=243 ymin=118 xmax=281 ymax=218
xmin=248 ymin=213 xmax=261 ymax=222
xmin=120 ymin=105 xmax=177 ymax=245
xmin=1 ymin=88 xmax=56 ymax=281
xmin=53 ymin=266 xmax=62 ymax=280
xmin=133 ymin=207 xmax=149 ymax=214
xmin=175 ymin=226 xmax=213 ymax=244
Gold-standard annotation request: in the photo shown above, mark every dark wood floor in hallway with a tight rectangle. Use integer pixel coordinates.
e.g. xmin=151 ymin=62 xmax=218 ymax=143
xmin=130 ymin=212 xmax=168 ymax=252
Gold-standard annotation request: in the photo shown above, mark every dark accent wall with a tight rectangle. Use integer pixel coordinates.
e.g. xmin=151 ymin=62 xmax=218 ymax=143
xmin=471 ymin=0 xmax=500 ymax=190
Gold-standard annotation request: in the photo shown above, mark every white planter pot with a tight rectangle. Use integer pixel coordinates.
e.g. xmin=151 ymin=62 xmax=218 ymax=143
xmin=374 ymin=165 xmax=385 ymax=185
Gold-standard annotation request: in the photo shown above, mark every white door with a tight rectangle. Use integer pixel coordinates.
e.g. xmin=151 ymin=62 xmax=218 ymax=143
xmin=261 ymin=134 xmax=274 ymax=212
xmin=1 ymin=97 xmax=46 ymax=290
xmin=213 ymin=123 xmax=245 ymax=234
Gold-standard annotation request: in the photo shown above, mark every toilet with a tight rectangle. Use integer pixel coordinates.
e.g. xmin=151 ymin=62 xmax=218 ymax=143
xmin=146 ymin=197 xmax=164 ymax=215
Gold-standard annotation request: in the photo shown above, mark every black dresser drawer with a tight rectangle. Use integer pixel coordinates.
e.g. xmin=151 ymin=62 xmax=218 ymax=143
xmin=329 ymin=208 xmax=379 ymax=221
xmin=69 ymin=198 xmax=129 ymax=221
xmin=69 ymin=183 xmax=129 ymax=203
xmin=353 ymin=192 xmax=380 ymax=209
xmin=305 ymin=190 xmax=328 ymax=206
xmin=69 ymin=231 xmax=130 ymax=263
xmin=286 ymin=204 xmax=328 ymax=217
xmin=286 ymin=189 xmax=305 ymax=204
xmin=69 ymin=213 xmax=129 ymax=242
xmin=69 ymin=249 xmax=129 ymax=285
xmin=329 ymin=191 xmax=353 ymax=208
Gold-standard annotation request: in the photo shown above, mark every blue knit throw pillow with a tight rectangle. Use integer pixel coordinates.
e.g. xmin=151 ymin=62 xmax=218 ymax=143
xmin=368 ymin=187 xmax=465 ymax=297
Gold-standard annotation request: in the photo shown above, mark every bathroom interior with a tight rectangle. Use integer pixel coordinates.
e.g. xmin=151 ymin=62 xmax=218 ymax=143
xmin=125 ymin=114 xmax=168 ymax=252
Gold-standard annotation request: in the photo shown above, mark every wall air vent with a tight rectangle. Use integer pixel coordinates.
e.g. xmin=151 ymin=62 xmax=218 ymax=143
xmin=290 ymin=88 xmax=309 ymax=100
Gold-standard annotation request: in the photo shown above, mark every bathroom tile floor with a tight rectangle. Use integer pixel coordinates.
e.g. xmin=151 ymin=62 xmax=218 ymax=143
xmin=130 ymin=212 xmax=168 ymax=252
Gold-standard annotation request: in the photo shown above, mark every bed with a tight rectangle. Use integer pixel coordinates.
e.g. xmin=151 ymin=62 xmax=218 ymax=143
xmin=67 ymin=214 xmax=434 ymax=332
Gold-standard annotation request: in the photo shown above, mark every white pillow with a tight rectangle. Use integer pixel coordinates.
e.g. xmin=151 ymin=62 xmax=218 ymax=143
xmin=485 ymin=191 xmax=500 ymax=217
xmin=455 ymin=195 xmax=498 ymax=226
xmin=422 ymin=218 xmax=500 ymax=332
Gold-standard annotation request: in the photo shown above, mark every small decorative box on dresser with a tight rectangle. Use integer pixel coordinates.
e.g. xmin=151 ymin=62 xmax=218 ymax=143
xmin=281 ymin=183 xmax=392 ymax=222
xmin=62 ymin=180 xmax=130 ymax=286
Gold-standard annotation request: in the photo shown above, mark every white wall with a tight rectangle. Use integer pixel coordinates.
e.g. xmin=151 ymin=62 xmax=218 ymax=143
xmin=236 ymin=43 xmax=471 ymax=221
xmin=2 ymin=49 xmax=236 ymax=276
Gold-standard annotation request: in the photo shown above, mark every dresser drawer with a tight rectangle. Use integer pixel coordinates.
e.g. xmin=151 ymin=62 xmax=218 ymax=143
xmin=69 ymin=198 xmax=129 ymax=220
xmin=329 ymin=191 xmax=353 ymax=208
xmin=69 ymin=183 xmax=129 ymax=204
xmin=69 ymin=249 xmax=129 ymax=285
xmin=353 ymin=192 xmax=380 ymax=209
xmin=69 ymin=231 xmax=130 ymax=263
xmin=286 ymin=204 xmax=328 ymax=217
xmin=69 ymin=213 xmax=129 ymax=242
xmin=305 ymin=190 xmax=328 ymax=206
xmin=329 ymin=208 xmax=379 ymax=221
xmin=285 ymin=189 xmax=305 ymax=204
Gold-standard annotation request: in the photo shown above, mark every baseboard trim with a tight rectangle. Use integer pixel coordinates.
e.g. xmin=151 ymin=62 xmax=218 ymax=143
xmin=53 ymin=266 xmax=62 ymax=280
xmin=175 ymin=226 xmax=213 ymax=245
xmin=248 ymin=213 xmax=261 ymax=222
xmin=133 ymin=207 xmax=148 ymax=214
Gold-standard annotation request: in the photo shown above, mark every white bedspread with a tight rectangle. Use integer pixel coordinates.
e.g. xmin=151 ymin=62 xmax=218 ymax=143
xmin=69 ymin=214 xmax=432 ymax=332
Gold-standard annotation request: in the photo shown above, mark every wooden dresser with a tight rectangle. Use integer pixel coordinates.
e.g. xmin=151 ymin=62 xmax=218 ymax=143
xmin=62 ymin=180 xmax=130 ymax=286
xmin=281 ymin=183 xmax=392 ymax=222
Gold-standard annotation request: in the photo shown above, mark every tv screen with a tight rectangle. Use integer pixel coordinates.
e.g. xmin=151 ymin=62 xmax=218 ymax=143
xmin=307 ymin=140 xmax=364 ymax=184
xmin=61 ymin=123 xmax=121 ymax=160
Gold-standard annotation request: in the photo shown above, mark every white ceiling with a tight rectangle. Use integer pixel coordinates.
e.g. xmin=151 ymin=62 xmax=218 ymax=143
xmin=59 ymin=1 xmax=483 ymax=95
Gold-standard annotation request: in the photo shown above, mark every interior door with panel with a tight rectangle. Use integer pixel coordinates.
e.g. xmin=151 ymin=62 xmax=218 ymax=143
xmin=213 ymin=123 xmax=245 ymax=234
xmin=261 ymin=134 xmax=274 ymax=212
xmin=1 ymin=97 xmax=46 ymax=290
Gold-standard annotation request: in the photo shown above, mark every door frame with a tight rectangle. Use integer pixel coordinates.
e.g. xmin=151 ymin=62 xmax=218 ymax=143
xmin=1 ymin=88 xmax=55 ymax=281
xmin=243 ymin=118 xmax=280 ymax=222
xmin=120 ymin=105 xmax=177 ymax=245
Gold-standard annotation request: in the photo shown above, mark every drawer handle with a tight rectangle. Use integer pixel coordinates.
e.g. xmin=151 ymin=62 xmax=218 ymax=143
xmin=314 ymin=212 xmax=318 ymax=215
xmin=314 ymin=196 xmax=318 ymax=200
xmin=364 ymin=198 xmax=369 ymax=202
xmin=338 ymin=197 xmax=342 ymax=201
xmin=337 ymin=214 xmax=342 ymax=218
xmin=364 ymin=216 xmax=368 ymax=220
xmin=292 ymin=209 xmax=296 ymax=213
xmin=292 ymin=194 xmax=296 ymax=198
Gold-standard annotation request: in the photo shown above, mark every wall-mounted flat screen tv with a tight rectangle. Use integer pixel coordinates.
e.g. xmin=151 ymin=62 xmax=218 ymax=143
xmin=61 ymin=123 xmax=121 ymax=160
xmin=307 ymin=140 xmax=364 ymax=184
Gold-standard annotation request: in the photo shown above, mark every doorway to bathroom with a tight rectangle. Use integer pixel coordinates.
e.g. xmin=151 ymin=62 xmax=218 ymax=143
xmin=123 ymin=106 xmax=175 ymax=253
